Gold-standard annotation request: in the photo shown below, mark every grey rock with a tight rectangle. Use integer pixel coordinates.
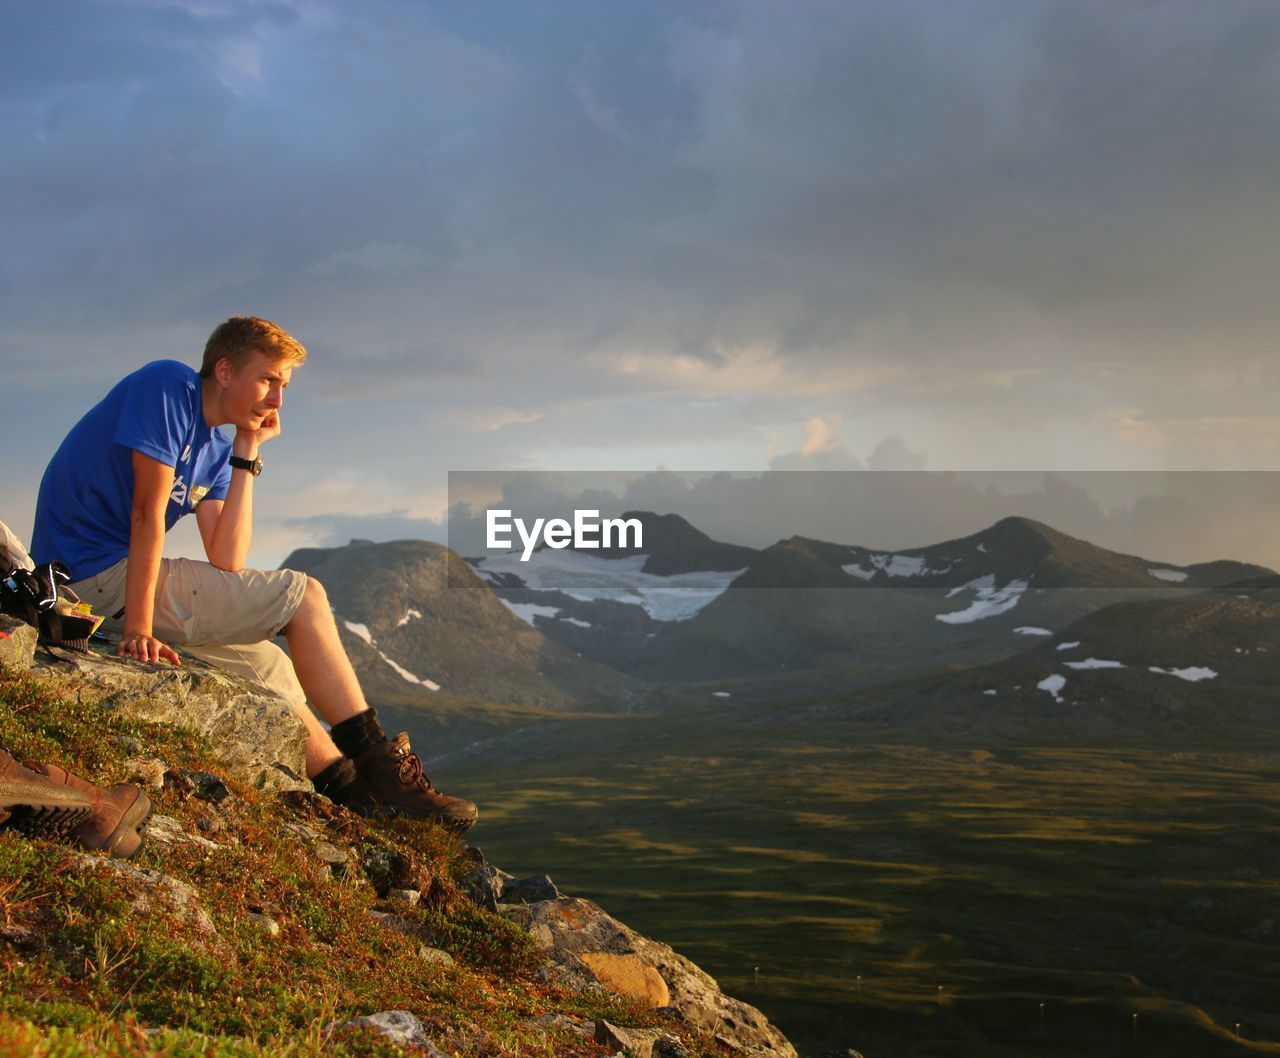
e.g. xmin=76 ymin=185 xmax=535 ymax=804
xmin=389 ymin=888 xmax=421 ymax=906
xmin=31 ymin=645 xmax=309 ymax=792
xmin=521 ymin=1012 xmax=594 ymax=1039
xmin=500 ymin=873 xmax=559 ymax=904
xmin=285 ymin=823 xmax=351 ymax=873
xmin=502 ymin=897 xmax=795 ymax=1058
xmin=168 ymin=767 xmax=232 ymax=804
xmin=459 ymin=846 xmax=515 ymax=910
xmin=74 ymin=854 xmax=217 ymax=938
xmin=326 ymin=1010 xmax=449 ymax=1056
xmin=143 ymin=813 xmax=221 ymax=850
xmin=246 ymin=912 xmax=280 ymax=937
xmin=0 ymin=615 xmax=37 ymax=671
xmin=596 ymin=1020 xmax=664 ymax=1058
xmin=417 ymin=946 xmax=456 ymax=967
xmin=654 ymin=1037 xmax=691 ymax=1058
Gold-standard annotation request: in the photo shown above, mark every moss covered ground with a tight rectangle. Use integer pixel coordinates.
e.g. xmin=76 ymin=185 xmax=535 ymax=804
xmin=0 ymin=662 xmax=717 ymax=1058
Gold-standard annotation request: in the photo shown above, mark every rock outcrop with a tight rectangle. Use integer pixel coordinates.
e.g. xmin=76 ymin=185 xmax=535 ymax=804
xmin=18 ymin=636 xmax=309 ymax=792
xmin=497 ymin=893 xmax=797 ymax=1057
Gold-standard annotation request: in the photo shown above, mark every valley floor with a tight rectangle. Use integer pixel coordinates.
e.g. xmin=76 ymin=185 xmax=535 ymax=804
xmin=434 ymin=707 xmax=1280 ymax=1057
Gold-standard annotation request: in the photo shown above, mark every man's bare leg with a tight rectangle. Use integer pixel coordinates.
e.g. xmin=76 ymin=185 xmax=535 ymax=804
xmin=282 ymin=577 xmax=371 ymax=724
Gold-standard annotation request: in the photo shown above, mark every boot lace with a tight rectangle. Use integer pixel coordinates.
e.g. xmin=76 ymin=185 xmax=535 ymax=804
xmin=390 ymin=733 xmax=434 ymax=791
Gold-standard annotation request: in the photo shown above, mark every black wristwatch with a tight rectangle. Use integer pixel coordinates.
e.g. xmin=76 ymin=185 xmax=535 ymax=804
xmin=229 ymin=455 xmax=263 ymax=476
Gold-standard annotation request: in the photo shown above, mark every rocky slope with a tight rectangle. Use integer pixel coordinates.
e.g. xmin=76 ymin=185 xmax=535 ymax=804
xmin=0 ymin=615 xmax=799 ymax=1058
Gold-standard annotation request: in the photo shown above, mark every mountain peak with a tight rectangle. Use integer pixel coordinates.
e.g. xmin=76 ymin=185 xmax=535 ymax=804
xmin=604 ymin=510 xmax=758 ymax=575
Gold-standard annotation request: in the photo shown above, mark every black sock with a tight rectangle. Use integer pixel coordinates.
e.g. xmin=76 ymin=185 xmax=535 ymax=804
xmin=312 ymin=757 xmax=358 ymax=801
xmin=329 ymin=709 xmax=387 ymax=760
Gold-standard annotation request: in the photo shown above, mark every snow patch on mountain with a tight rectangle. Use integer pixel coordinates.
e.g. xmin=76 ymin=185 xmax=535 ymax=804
xmin=396 ymin=608 xmax=423 ymax=627
xmin=343 ymin=621 xmax=373 ymax=645
xmin=863 ymin=553 xmax=957 ymax=578
xmin=1057 ymin=641 xmax=1081 ymax=651
xmin=841 ymin=562 xmax=877 ymax=580
xmin=341 ymin=619 xmax=440 ymax=691
xmin=936 ymin=576 xmax=1030 ymax=624
xmin=1150 ymin=665 xmax=1218 ymax=683
xmin=477 ymin=550 xmax=745 ymax=622
xmin=1015 ymin=626 xmax=1052 ymax=636
xmin=499 ymin=600 xmax=562 ymax=625
xmin=562 ymin=617 xmax=592 ymax=628
xmin=1148 ymin=568 xmax=1188 ymax=583
xmin=1038 ymin=673 xmax=1066 ymax=702
xmin=1065 ymin=658 xmax=1125 ymax=670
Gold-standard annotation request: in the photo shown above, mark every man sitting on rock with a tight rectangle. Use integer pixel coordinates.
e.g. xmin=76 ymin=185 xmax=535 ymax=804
xmin=29 ymin=316 xmax=476 ymax=831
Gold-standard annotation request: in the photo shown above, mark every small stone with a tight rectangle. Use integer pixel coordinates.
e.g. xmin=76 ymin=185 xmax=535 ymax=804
xmin=595 ymin=1020 xmax=663 ymax=1058
xmin=654 ymin=1036 xmax=691 ymax=1058
xmin=389 ymin=888 xmax=421 ymax=906
xmin=246 ymin=912 xmax=280 ymax=937
xmin=459 ymin=845 xmax=514 ymax=909
xmin=313 ymin=840 xmax=349 ymax=867
xmin=111 ymin=735 xmax=143 ymax=755
xmin=169 ymin=767 xmax=232 ymax=805
xmin=417 ymin=946 xmax=456 ymax=967
xmin=143 ymin=813 xmax=220 ymax=850
xmin=326 ymin=1010 xmax=450 ymax=1057
xmin=522 ymin=1013 xmax=593 ymax=1039
xmin=121 ymin=757 xmax=168 ymax=790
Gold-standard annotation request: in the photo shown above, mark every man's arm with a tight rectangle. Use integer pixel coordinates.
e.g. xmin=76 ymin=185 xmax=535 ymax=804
xmin=196 ymin=411 xmax=279 ymax=571
xmin=121 ymin=450 xmax=181 ymax=666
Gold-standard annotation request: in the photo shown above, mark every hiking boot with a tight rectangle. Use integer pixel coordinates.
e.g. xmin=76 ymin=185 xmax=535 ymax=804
xmin=21 ymin=760 xmax=152 ymax=859
xmin=346 ymin=733 xmax=478 ymax=832
xmin=0 ymin=750 xmax=94 ymax=838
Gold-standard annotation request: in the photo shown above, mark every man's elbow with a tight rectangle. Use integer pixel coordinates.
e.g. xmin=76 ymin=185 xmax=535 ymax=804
xmin=205 ymin=549 xmax=246 ymax=573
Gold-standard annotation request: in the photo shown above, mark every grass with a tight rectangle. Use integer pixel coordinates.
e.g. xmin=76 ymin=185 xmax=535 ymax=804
xmin=428 ymin=703 xmax=1280 ymax=1057
xmin=0 ymin=662 xmax=722 ymax=1058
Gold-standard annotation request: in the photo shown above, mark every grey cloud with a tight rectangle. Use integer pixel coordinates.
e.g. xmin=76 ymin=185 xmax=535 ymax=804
xmin=5 ymin=0 xmax=1279 ymax=562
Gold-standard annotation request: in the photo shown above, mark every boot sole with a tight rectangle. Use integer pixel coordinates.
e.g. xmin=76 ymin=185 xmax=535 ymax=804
xmin=0 ymin=781 xmax=95 ymax=840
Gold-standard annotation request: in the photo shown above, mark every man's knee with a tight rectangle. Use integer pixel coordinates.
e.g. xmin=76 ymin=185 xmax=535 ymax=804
xmin=285 ymin=575 xmax=330 ymax=631
xmin=303 ymin=575 xmax=328 ymax=606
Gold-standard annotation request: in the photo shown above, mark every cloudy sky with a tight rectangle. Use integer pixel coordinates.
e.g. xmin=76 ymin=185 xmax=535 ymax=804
xmin=3 ymin=0 xmax=1279 ymax=569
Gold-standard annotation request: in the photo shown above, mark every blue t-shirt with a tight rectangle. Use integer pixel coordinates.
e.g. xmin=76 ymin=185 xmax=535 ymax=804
xmin=31 ymin=360 xmax=232 ymax=580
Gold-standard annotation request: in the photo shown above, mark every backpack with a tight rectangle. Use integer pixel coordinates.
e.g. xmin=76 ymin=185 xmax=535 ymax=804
xmin=0 ymin=521 xmax=101 ymax=652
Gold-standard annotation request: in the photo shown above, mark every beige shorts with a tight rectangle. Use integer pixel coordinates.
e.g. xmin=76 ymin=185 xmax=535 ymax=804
xmin=71 ymin=557 xmax=310 ymax=708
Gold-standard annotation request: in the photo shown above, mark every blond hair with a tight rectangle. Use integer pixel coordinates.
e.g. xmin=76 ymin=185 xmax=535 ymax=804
xmin=199 ymin=316 xmax=308 ymax=377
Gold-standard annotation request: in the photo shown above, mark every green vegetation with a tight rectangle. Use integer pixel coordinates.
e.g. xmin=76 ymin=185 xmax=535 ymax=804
xmin=0 ymin=663 xmax=715 ymax=1058
xmin=435 ymin=702 xmax=1280 ymax=1057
